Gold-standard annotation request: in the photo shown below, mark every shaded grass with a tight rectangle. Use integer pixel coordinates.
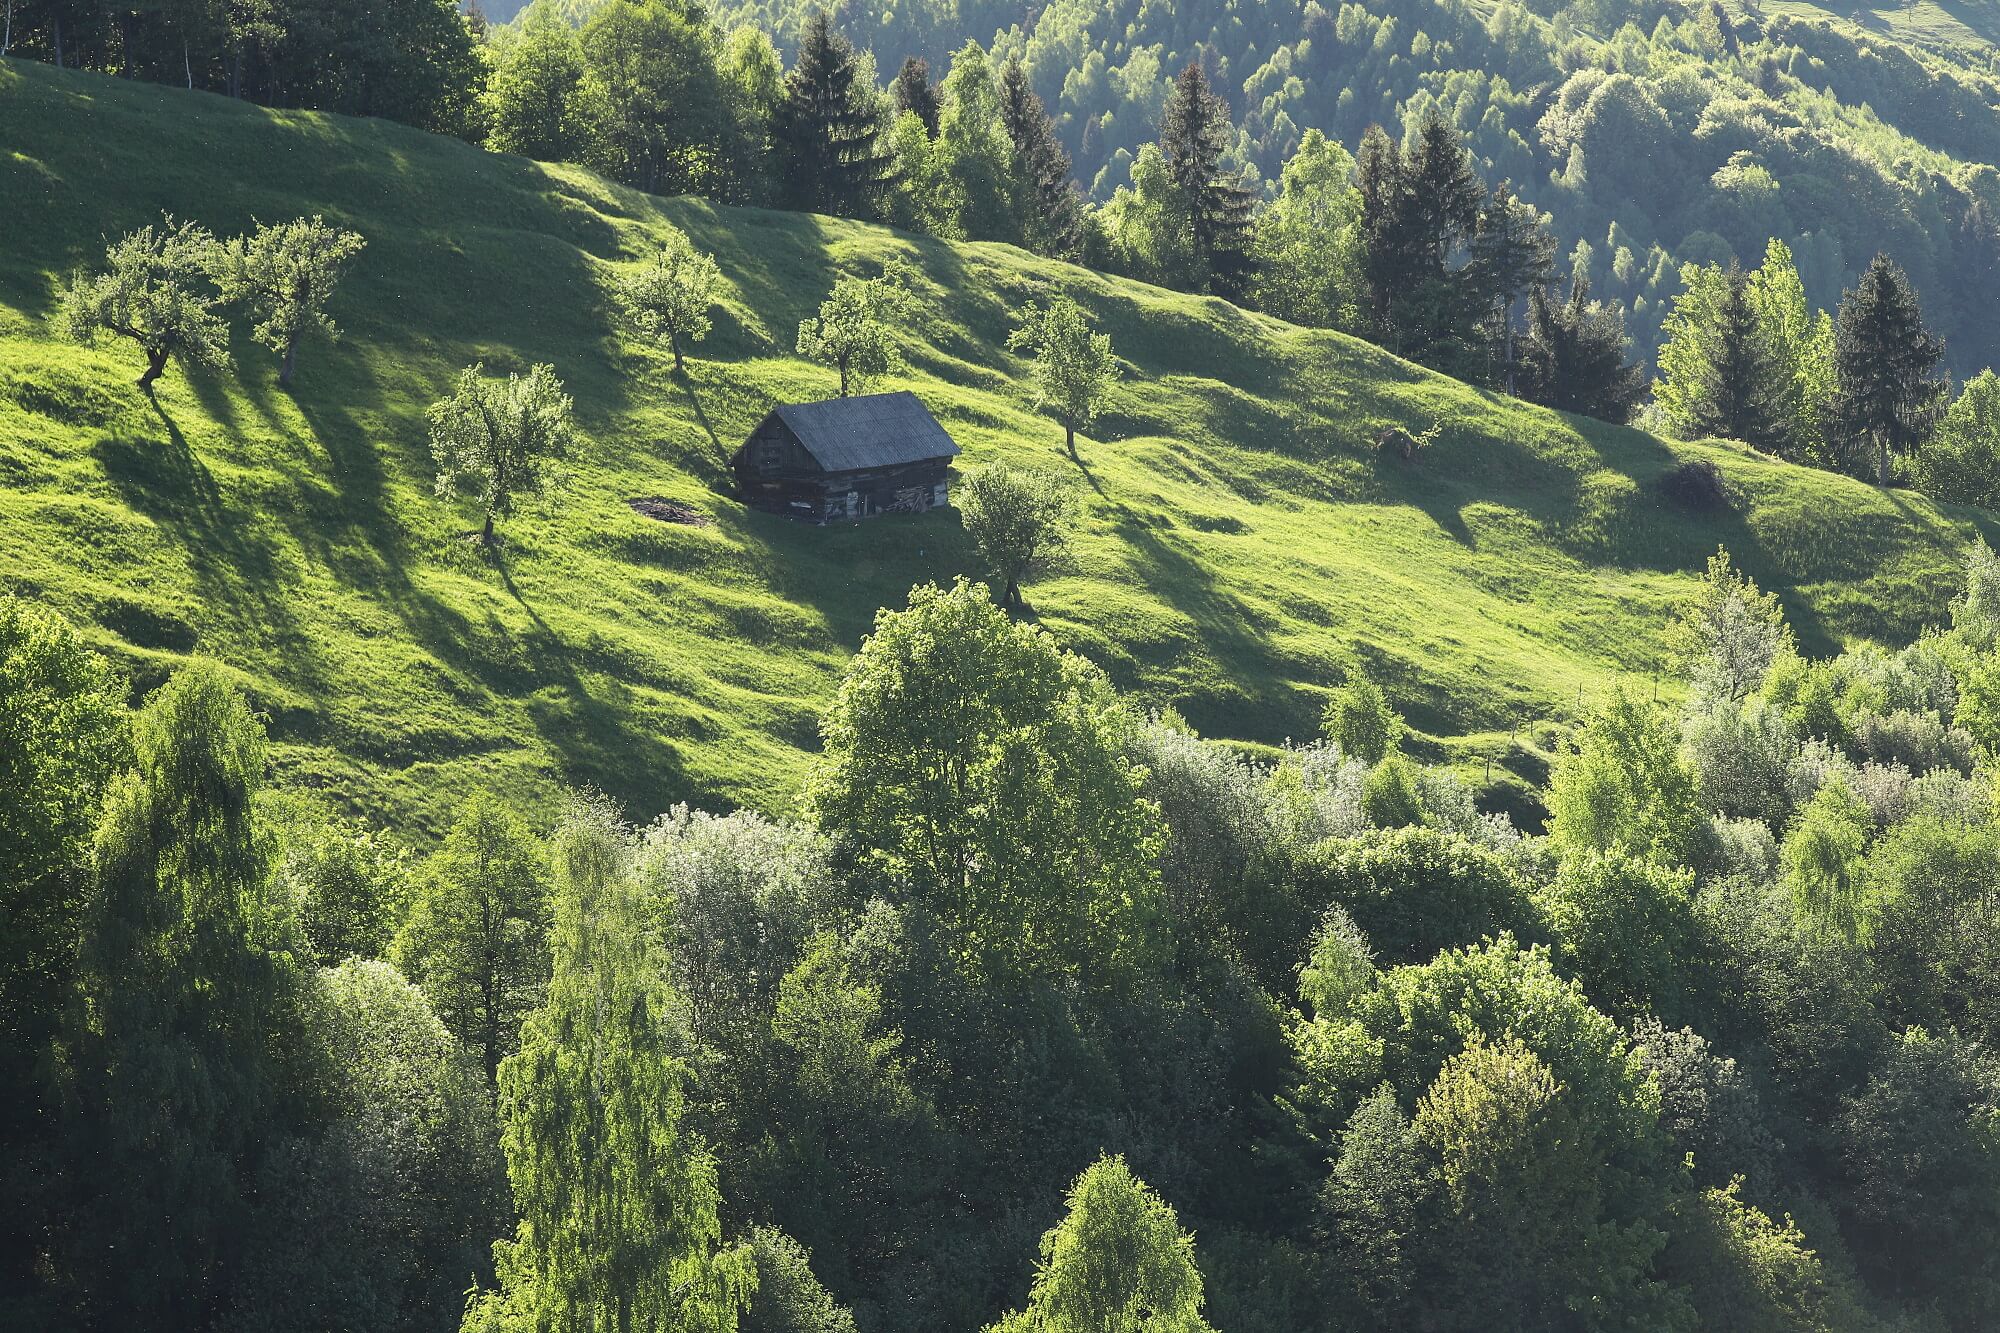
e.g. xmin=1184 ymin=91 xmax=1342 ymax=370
xmin=2 ymin=57 xmax=1992 ymax=835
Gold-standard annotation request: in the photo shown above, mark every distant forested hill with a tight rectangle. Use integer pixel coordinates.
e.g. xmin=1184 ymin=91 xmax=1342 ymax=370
xmin=713 ymin=0 xmax=2000 ymax=371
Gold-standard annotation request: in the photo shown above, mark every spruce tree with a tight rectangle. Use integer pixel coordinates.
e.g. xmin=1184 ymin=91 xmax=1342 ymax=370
xmin=997 ymin=57 xmax=1084 ymax=260
xmin=1520 ymin=272 xmax=1646 ymax=424
xmin=891 ymin=55 xmax=940 ymax=137
xmin=773 ymin=11 xmax=895 ymax=220
xmin=1355 ymin=124 xmax=1410 ymax=335
xmin=1158 ymin=63 xmax=1255 ymax=298
xmin=1832 ymin=253 xmax=1948 ymax=486
xmin=1688 ymin=266 xmax=1787 ymax=454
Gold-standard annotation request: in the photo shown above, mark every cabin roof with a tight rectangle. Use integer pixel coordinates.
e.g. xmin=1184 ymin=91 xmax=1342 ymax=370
xmin=757 ymin=391 xmax=960 ymax=473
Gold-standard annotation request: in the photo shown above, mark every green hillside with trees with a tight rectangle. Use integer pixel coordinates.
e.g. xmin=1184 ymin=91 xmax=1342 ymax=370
xmin=1 ymin=55 xmax=1987 ymax=837
xmin=13 ymin=14 xmax=2000 ymax=1333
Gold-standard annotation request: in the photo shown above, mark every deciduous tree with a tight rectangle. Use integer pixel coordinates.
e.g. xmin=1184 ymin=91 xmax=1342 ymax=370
xmin=57 ymin=214 xmax=226 ymax=391
xmin=806 ymin=579 xmax=1165 ymax=986
xmin=616 ymin=224 xmax=723 ymax=373
xmin=391 ymin=793 xmax=550 ymax=1088
xmin=210 ymin=214 xmax=365 ymax=386
xmin=957 ymin=462 xmax=1077 ymax=607
xmin=464 ymin=804 xmax=755 ymax=1333
xmin=428 ymin=361 xmax=577 ymax=544
xmin=796 ymin=262 xmax=916 ymax=397
xmin=987 ymin=1154 xmax=1217 ymax=1333
xmin=1007 ymin=292 xmax=1116 ymax=457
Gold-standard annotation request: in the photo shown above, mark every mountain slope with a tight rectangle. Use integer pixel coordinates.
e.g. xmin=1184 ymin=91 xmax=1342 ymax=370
xmin=1 ymin=57 xmax=1988 ymax=835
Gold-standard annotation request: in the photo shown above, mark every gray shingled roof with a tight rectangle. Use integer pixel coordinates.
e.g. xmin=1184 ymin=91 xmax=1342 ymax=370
xmin=768 ymin=391 xmax=959 ymax=472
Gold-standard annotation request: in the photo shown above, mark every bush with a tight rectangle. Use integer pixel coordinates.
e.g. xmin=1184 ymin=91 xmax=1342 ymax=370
xmin=1657 ymin=459 xmax=1730 ymax=510
xmin=1300 ymin=826 xmax=1542 ymax=968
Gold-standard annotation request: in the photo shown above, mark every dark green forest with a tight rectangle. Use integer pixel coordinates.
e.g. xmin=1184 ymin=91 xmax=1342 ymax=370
xmin=13 ymin=555 xmax=2000 ymax=1330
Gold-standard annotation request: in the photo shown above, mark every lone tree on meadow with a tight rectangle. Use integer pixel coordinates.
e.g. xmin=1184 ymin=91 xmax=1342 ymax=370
xmin=796 ymin=261 xmax=916 ymax=397
xmin=428 ymin=362 xmax=577 ymax=545
xmin=1008 ymin=293 xmax=1116 ymax=458
xmin=615 ymin=225 xmax=723 ymax=374
xmin=958 ymin=462 xmax=1077 ymax=608
xmin=210 ymin=216 xmax=367 ymax=388
xmin=1832 ymin=253 xmax=1948 ymax=486
xmin=57 ymin=215 xmax=227 ymax=392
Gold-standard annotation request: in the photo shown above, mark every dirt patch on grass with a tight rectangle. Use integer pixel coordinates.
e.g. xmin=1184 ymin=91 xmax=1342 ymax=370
xmin=629 ymin=497 xmax=713 ymax=526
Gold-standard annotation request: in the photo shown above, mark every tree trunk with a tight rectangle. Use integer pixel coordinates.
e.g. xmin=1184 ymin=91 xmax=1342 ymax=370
xmin=3 ymin=0 xmax=13 ymax=57
xmin=1006 ymin=577 xmax=1020 ymax=607
xmin=53 ymin=15 xmax=63 ymax=68
xmin=1877 ymin=431 xmax=1890 ymax=487
xmin=279 ymin=337 xmax=297 ymax=388
xmin=137 ymin=347 xmax=169 ymax=391
xmin=672 ymin=335 xmax=684 ymax=374
xmin=1065 ymin=424 xmax=1077 ymax=458
xmin=839 ymin=359 xmax=850 ymax=397
xmin=482 ymin=511 xmax=496 ymax=545
xmin=184 ymin=37 xmax=192 ymax=90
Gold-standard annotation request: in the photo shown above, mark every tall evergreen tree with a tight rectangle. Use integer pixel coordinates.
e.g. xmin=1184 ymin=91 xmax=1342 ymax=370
xmin=1686 ymin=266 xmax=1788 ymax=454
xmin=1831 ymin=253 xmax=1948 ymax=486
xmin=891 ymin=55 xmax=939 ymax=137
xmin=1467 ymin=181 xmax=1556 ymax=388
xmin=1356 ymin=111 xmax=1532 ymax=374
xmin=1158 ymin=62 xmax=1255 ymax=298
xmin=773 ymin=11 xmax=895 ymax=220
xmin=1520 ymin=272 xmax=1647 ymax=424
xmin=997 ymin=57 xmax=1084 ymax=260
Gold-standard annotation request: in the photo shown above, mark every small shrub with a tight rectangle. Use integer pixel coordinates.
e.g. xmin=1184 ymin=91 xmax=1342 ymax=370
xmin=1657 ymin=459 xmax=1730 ymax=510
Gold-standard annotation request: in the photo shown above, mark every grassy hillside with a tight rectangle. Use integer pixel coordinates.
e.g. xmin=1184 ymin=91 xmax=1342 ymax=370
xmin=1 ymin=57 xmax=1989 ymax=836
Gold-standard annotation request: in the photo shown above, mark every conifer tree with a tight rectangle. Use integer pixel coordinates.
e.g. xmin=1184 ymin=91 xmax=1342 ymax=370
xmin=1684 ymin=266 xmax=1787 ymax=454
xmin=773 ymin=11 xmax=895 ymax=220
xmin=997 ymin=57 xmax=1084 ymax=260
xmin=891 ymin=55 xmax=939 ymax=137
xmin=1158 ymin=63 xmax=1255 ymax=298
xmin=465 ymin=805 xmax=755 ymax=1333
xmin=1520 ymin=272 xmax=1646 ymax=424
xmin=1656 ymin=262 xmax=1800 ymax=454
xmin=1832 ymin=254 xmax=1948 ymax=486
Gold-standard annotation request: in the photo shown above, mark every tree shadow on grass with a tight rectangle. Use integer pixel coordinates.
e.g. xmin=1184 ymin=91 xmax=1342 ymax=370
xmin=92 ymin=391 xmax=319 ymax=676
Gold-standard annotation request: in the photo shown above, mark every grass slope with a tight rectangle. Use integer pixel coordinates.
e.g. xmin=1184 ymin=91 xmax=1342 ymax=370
xmin=1 ymin=57 xmax=1990 ymax=835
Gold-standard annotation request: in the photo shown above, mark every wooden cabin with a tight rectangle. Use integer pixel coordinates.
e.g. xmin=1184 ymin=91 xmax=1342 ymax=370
xmin=731 ymin=391 xmax=960 ymax=523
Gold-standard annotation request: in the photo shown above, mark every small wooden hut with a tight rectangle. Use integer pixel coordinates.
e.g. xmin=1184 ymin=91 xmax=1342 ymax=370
xmin=730 ymin=391 xmax=960 ymax=523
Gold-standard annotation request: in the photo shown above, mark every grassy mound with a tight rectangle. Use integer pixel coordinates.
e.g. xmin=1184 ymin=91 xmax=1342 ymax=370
xmin=2 ymin=57 xmax=1989 ymax=834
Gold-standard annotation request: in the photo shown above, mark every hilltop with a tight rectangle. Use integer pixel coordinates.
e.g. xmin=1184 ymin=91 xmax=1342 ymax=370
xmin=1 ymin=57 xmax=1989 ymax=835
